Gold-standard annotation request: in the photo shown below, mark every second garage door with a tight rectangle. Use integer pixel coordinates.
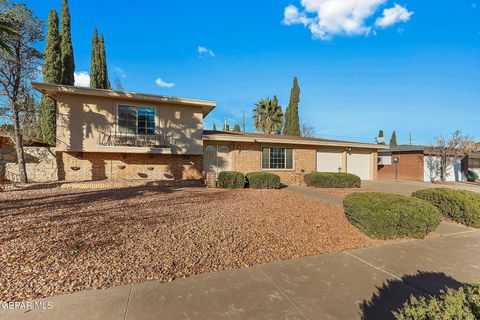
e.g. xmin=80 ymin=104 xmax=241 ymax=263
xmin=347 ymin=151 xmax=371 ymax=180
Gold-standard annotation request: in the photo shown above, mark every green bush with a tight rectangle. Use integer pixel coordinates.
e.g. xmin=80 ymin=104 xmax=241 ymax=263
xmin=343 ymin=192 xmax=442 ymax=239
xmin=217 ymin=171 xmax=245 ymax=189
xmin=412 ymin=188 xmax=480 ymax=228
xmin=467 ymin=170 xmax=479 ymax=181
xmin=246 ymin=172 xmax=281 ymax=189
xmin=304 ymin=172 xmax=361 ymax=188
xmin=394 ymin=282 xmax=480 ymax=320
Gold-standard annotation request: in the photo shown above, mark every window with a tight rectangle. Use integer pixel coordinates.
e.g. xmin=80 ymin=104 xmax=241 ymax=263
xmin=262 ymin=147 xmax=293 ymax=169
xmin=469 ymin=158 xmax=480 ymax=169
xmin=118 ymin=105 xmax=155 ymax=135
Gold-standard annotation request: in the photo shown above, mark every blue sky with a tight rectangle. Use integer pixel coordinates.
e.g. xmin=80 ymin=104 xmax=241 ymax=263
xmin=27 ymin=0 xmax=480 ymax=144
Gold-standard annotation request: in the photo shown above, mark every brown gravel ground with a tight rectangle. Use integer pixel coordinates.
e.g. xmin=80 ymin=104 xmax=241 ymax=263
xmin=0 ymin=186 xmax=378 ymax=301
xmin=312 ymin=188 xmax=373 ymax=198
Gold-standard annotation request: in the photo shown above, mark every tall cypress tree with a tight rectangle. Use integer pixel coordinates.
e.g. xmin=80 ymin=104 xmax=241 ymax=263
xmin=40 ymin=9 xmax=62 ymax=144
xmin=285 ymin=76 xmax=300 ymax=136
xmin=390 ymin=131 xmax=398 ymax=146
xmin=89 ymin=28 xmax=101 ymax=88
xmin=99 ymin=35 xmax=111 ymax=89
xmin=60 ymin=0 xmax=75 ymax=85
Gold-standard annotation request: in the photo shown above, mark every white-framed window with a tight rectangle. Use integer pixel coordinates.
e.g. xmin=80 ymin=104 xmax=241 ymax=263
xmin=262 ymin=147 xmax=293 ymax=170
xmin=118 ymin=105 xmax=156 ymax=135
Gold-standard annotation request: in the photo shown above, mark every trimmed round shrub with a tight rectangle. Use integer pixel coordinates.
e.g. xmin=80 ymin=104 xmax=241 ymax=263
xmin=394 ymin=282 xmax=480 ymax=320
xmin=217 ymin=171 xmax=245 ymax=189
xmin=304 ymin=172 xmax=361 ymax=188
xmin=412 ymin=188 xmax=480 ymax=228
xmin=343 ymin=192 xmax=442 ymax=239
xmin=246 ymin=172 xmax=281 ymax=189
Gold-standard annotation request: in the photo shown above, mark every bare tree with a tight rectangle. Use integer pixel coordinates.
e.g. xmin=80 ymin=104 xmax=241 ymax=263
xmin=0 ymin=1 xmax=43 ymax=183
xmin=301 ymin=123 xmax=316 ymax=138
xmin=426 ymin=131 xmax=477 ymax=182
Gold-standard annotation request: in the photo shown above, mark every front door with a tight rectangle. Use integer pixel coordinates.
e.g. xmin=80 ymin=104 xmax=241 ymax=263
xmin=204 ymin=145 xmax=231 ymax=174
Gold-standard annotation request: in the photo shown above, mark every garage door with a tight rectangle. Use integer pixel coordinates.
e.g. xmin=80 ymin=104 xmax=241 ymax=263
xmin=347 ymin=151 xmax=371 ymax=180
xmin=317 ymin=151 xmax=343 ymax=173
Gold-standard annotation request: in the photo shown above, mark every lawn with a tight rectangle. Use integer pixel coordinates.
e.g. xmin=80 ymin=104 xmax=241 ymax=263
xmin=0 ymin=186 xmax=375 ymax=300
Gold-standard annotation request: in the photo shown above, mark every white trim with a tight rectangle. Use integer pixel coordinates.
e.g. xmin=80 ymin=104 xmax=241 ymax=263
xmin=203 ymin=135 xmax=387 ymax=150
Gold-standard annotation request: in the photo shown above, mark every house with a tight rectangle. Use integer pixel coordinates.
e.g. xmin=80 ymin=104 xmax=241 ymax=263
xmin=465 ymin=152 xmax=480 ymax=180
xmin=377 ymin=145 xmax=464 ymax=182
xmin=32 ymin=82 xmax=386 ymax=184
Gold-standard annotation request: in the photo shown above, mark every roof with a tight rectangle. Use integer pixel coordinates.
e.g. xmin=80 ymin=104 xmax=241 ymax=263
xmin=32 ymin=82 xmax=217 ymax=117
xmin=378 ymin=145 xmax=429 ymax=154
xmin=202 ymin=130 xmax=388 ymax=149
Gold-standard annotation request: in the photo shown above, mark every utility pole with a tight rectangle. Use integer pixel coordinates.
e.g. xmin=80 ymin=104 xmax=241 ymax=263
xmin=242 ymin=113 xmax=246 ymax=132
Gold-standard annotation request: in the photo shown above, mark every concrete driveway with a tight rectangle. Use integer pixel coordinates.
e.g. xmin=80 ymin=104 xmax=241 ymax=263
xmin=362 ymin=179 xmax=480 ymax=196
xmin=2 ymin=222 xmax=479 ymax=320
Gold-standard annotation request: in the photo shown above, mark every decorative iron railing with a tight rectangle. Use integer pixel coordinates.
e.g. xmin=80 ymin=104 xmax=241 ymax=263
xmin=98 ymin=132 xmax=172 ymax=148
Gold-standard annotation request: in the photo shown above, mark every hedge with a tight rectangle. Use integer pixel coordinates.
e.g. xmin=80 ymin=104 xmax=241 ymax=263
xmin=217 ymin=171 xmax=245 ymax=189
xmin=394 ymin=282 xmax=480 ymax=320
xmin=304 ymin=172 xmax=361 ymax=188
xmin=343 ymin=192 xmax=442 ymax=239
xmin=246 ymin=172 xmax=281 ymax=189
xmin=412 ymin=188 xmax=480 ymax=228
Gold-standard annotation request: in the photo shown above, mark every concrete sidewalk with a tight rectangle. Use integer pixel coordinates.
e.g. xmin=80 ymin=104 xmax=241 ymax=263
xmin=2 ymin=223 xmax=479 ymax=320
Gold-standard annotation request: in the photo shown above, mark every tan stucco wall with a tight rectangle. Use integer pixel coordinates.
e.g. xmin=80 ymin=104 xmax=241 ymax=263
xmin=58 ymin=152 xmax=202 ymax=181
xmin=56 ymin=93 xmax=204 ymax=154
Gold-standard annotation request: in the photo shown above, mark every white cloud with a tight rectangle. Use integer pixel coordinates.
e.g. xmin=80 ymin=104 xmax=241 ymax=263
xmin=376 ymin=4 xmax=414 ymax=28
xmin=283 ymin=0 xmax=413 ymax=40
xmin=197 ymin=46 xmax=215 ymax=58
xmin=155 ymin=78 xmax=175 ymax=88
xmin=74 ymin=71 xmax=90 ymax=87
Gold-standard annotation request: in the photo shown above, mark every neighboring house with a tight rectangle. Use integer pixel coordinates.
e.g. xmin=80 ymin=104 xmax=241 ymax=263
xmin=32 ymin=82 xmax=385 ymax=184
xmin=465 ymin=152 xmax=480 ymax=179
xmin=377 ymin=145 xmax=464 ymax=182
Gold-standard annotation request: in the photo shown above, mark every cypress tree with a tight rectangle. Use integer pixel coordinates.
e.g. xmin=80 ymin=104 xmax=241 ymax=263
xmin=212 ymin=123 xmax=217 ymax=131
xmin=89 ymin=28 xmax=101 ymax=88
xmin=233 ymin=124 xmax=241 ymax=132
xmin=285 ymin=77 xmax=300 ymax=136
xmin=60 ymin=0 xmax=75 ymax=85
xmin=40 ymin=9 xmax=62 ymax=144
xmin=377 ymin=130 xmax=385 ymax=144
xmin=390 ymin=131 xmax=398 ymax=146
xmin=99 ymin=35 xmax=111 ymax=89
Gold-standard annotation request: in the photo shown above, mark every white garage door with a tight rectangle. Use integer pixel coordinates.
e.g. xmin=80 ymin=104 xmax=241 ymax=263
xmin=317 ymin=151 xmax=343 ymax=173
xmin=347 ymin=151 xmax=371 ymax=180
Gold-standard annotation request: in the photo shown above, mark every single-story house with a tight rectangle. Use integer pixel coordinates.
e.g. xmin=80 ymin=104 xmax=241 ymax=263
xmin=32 ymin=82 xmax=386 ymax=185
xmin=465 ymin=152 xmax=480 ymax=180
xmin=377 ymin=145 xmax=464 ymax=182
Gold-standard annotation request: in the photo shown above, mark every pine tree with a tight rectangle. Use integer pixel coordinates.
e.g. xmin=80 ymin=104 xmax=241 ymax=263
xmin=233 ymin=124 xmax=241 ymax=132
xmin=60 ymin=0 xmax=75 ymax=85
xmin=390 ymin=131 xmax=398 ymax=146
xmin=40 ymin=9 xmax=62 ymax=144
xmin=377 ymin=130 xmax=385 ymax=144
xmin=99 ymin=35 xmax=111 ymax=89
xmin=212 ymin=123 xmax=217 ymax=131
xmin=89 ymin=28 xmax=101 ymax=88
xmin=285 ymin=77 xmax=300 ymax=136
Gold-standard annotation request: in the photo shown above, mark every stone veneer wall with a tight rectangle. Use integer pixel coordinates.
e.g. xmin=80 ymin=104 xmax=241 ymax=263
xmin=2 ymin=147 xmax=58 ymax=182
xmin=58 ymin=152 xmax=203 ymax=182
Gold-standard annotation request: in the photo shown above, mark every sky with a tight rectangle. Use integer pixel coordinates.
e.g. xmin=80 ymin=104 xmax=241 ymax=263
xmin=25 ymin=0 xmax=480 ymax=144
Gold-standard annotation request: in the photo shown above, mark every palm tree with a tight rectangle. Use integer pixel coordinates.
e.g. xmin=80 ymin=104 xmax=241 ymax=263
xmin=0 ymin=20 xmax=19 ymax=56
xmin=253 ymin=96 xmax=283 ymax=134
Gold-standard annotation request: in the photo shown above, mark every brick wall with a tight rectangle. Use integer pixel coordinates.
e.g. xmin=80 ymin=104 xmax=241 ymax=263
xmin=206 ymin=141 xmax=317 ymax=185
xmin=378 ymin=152 xmax=424 ymax=181
xmin=58 ymin=152 xmax=202 ymax=182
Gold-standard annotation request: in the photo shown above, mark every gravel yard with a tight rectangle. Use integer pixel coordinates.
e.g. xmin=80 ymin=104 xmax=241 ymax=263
xmin=311 ymin=188 xmax=373 ymax=198
xmin=0 ymin=186 xmax=376 ymax=300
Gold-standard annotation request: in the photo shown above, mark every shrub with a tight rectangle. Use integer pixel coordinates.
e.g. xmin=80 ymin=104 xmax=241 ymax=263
xmin=217 ymin=171 xmax=245 ymax=189
xmin=412 ymin=188 xmax=480 ymax=228
xmin=394 ymin=282 xmax=480 ymax=320
xmin=343 ymin=192 xmax=442 ymax=239
xmin=246 ymin=172 xmax=281 ymax=189
xmin=304 ymin=172 xmax=361 ymax=188
xmin=467 ymin=170 xmax=479 ymax=181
